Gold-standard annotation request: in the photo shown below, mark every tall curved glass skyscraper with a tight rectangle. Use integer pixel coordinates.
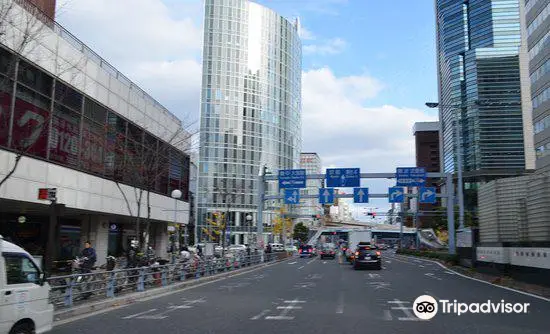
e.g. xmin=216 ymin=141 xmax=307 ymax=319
xmin=197 ymin=0 xmax=302 ymax=244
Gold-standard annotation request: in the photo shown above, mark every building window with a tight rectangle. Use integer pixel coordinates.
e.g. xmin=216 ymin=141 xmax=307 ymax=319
xmin=12 ymin=84 xmax=50 ymax=158
xmin=49 ymin=103 xmax=79 ymax=167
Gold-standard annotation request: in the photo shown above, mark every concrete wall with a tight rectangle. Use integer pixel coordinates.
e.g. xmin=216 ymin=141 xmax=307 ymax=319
xmin=0 ymin=150 xmax=190 ymax=224
xmin=479 ymin=173 xmax=550 ymax=243
xmin=478 ymin=175 xmax=530 ymax=243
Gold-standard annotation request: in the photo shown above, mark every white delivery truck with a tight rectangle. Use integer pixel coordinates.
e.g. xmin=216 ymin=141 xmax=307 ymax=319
xmin=345 ymin=230 xmax=372 ymax=262
xmin=0 ymin=235 xmax=54 ymax=334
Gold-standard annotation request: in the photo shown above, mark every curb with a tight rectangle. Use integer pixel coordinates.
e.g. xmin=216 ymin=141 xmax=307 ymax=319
xmin=54 ymin=257 xmax=291 ymax=324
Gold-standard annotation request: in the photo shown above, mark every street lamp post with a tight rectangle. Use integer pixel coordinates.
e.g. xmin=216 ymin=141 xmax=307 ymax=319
xmin=246 ymin=214 xmax=253 ymax=244
xmin=426 ymin=102 xmax=465 ymax=231
xmin=171 ymin=189 xmax=182 ymax=262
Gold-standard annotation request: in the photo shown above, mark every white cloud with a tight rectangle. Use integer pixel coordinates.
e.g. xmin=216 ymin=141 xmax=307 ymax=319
xmin=301 ymin=67 xmax=437 ymax=199
xmin=303 ymin=38 xmax=346 ymax=55
xmin=298 ymin=25 xmax=316 ymax=40
xmin=56 ymin=0 xmax=203 ymax=125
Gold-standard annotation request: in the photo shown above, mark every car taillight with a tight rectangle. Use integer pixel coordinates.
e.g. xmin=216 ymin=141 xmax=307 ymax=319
xmin=355 ymin=251 xmax=359 ymax=256
xmin=376 ymin=251 xmax=381 ymax=256
xmin=299 ymin=249 xmax=302 ymax=253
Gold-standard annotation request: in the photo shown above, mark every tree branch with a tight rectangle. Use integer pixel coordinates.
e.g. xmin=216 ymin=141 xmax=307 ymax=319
xmin=0 ymin=153 xmax=21 ymax=189
xmin=115 ymin=182 xmax=133 ymax=217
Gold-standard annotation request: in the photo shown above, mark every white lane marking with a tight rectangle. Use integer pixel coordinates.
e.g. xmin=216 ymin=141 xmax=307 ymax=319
xmin=136 ymin=315 xmax=168 ymax=320
xmin=298 ymin=266 xmax=305 ymax=270
xmin=368 ymin=282 xmax=392 ymax=290
xmin=385 ymin=260 xmax=392 ymax=264
xmin=265 ymin=316 xmax=294 ymax=320
xmin=266 ymin=298 xmax=303 ymax=320
xmin=288 ymin=261 xmax=297 ymax=265
xmin=382 ymin=266 xmax=387 ymax=269
xmin=397 ymin=254 xmax=550 ymax=302
xmin=383 ymin=310 xmax=393 ymax=320
xmin=336 ymin=291 xmax=344 ymax=314
xmin=167 ymin=305 xmax=192 ymax=309
xmin=393 ymin=299 xmax=417 ymax=321
xmin=122 ymin=309 xmax=157 ymax=319
xmin=277 ymin=306 xmax=302 ymax=309
xmin=391 ymin=306 xmax=413 ymax=310
xmin=294 ymin=282 xmax=316 ymax=289
xmin=367 ymin=273 xmax=381 ymax=279
xmin=387 ymin=300 xmax=410 ymax=304
xmin=414 ymin=259 xmax=422 ymax=263
xmin=284 ymin=300 xmax=307 ymax=303
xmin=419 ymin=265 xmax=425 ymax=268
xmin=398 ymin=317 xmax=422 ymax=321
xmin=250 ymin=309 xmax=270 ymax=320
xmin=425 ymin=273 xmax=442 ymax=281
xmin=323 ymin=261 xmax=327 ymax=264
xmin=307 ymin=257 xmax=317 ymax=265
xmin=306 ymin=274 xmax=323 ymax=280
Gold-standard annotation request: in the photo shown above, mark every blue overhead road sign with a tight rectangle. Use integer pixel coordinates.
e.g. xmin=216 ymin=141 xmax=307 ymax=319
xmin=284 ymin=189 xmax=300 ymax=204
xmin=419 ymin=187 xmax=436 ymax=204
xmin=278 ymin=169 xmax=306 ymax=189
xmin=326 ymin=168 xmax=360 ymax=187
xmin=388 ymin=187 xmax=404 ymax=203
xmin=353 ymin=188 xmax=369 ymax=203
xmin=319 ymin=188 xmax=335 ymax=204
xmin=396 ymin=167 xmax=426 ymax=187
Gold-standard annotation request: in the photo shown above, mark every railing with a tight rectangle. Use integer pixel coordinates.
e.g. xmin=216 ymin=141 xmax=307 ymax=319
xmin=47 ymin=252 xmax=287 ymax=310
xmin=11 ymin=0 xmax=181 ymax=124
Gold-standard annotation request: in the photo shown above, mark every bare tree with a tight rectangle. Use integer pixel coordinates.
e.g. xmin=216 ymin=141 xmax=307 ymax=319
xmin=112 ymin=122 xmax=198 ymax=252
xmin=0 ymin=0 xmax=85 ymax=190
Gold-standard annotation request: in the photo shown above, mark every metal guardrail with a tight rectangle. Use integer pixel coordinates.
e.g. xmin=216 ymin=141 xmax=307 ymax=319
xmin=47 ymin=253 xmax=287 ymax=310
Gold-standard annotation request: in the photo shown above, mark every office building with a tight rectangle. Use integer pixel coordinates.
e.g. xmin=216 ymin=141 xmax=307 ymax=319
xmin=298 ymin=153 xmax=322 ymax=226
xmin=197 ymin=0 xmax=302 ymax=245
xmin=527 ymin=0 xmax=550 ymax=172
xmin=0 ymin=0 xmax=191 ymax=268
xmin=413 ymin=122 xmax=441 ymax=228
xmin=435 ymin=0 xmax=535 ymax=217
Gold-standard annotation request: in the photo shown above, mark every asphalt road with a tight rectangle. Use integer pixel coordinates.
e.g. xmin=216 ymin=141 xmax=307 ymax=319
xmin=51 ymin=251 xmax=550 ymax=334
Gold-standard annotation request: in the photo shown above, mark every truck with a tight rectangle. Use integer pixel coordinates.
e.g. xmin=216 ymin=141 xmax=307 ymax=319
xmin=344 ymin=230 xmax=372 ymax=262
xmin=0 ymin=235 xmax=54 ymax=334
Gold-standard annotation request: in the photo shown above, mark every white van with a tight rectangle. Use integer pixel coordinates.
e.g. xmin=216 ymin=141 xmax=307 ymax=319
xmin=0 ymin=235 xmax=54 ymax=334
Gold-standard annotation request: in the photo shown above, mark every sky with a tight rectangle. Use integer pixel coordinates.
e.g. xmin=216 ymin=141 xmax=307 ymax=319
xmin=55 ymin=0 xmax=439 ymax=221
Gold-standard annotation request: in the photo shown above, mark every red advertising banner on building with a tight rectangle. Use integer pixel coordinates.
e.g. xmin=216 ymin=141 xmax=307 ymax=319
xmin=11 ymin=97 xmax=49 ymax=157
xmin=81 ymin=123 xmax=106 ymax=174
xmin=49 ymin=113 xmax=79 ymax=166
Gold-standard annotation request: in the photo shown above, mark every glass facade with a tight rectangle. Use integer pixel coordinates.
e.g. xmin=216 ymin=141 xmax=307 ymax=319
xmin=298 ymin=153 xmax=322 ymax=223
xmin=197 ymin=0 xmax=302 ymax=243
xmin=0 ymin=45 xmax=190 ymax=201
xmin=526 ymin=0 xmax=550 ymax=172
xmin=436 ymin=0 xmax=529 ymax=176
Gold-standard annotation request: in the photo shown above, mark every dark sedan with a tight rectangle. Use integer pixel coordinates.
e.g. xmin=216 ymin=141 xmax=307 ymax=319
xmin=353 ymin=244 xmax=382 ymax=270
